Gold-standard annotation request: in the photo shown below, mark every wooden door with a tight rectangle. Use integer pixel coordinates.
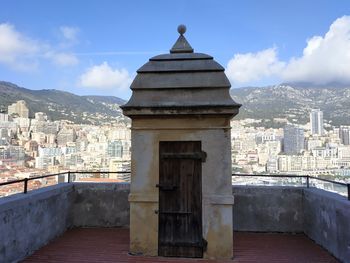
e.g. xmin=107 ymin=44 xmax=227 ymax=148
xmin=158 ymin=141 xmax=204 ymax=258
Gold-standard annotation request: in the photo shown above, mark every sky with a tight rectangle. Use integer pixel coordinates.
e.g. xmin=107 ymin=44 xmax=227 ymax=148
xmin=0 ymin=0 xmax=350 ymax=99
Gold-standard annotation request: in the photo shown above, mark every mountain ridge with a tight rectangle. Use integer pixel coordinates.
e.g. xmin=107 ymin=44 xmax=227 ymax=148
xmin=1 ymin=81 xmax=350 ymax=126
xmin=230 ymin=84 xmax=350 ymax=126
xmin=0 ymin=81 xmax=127 ymax=124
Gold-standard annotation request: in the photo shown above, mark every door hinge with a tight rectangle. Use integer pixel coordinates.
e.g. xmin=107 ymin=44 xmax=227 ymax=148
xmin=200 ymin=151 xmax=207 ymax=162
xmin=202 ymin=238 xmax=208 ymax=251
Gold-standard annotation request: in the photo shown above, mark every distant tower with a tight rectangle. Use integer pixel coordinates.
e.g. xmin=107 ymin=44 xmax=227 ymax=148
xmin=339 ymin=126 xmax=350 ymax=145
xmin=283 ymin=124 xmax=304 ymax=154
xmin=310 ymin=109 xmax=324 ymax=135
xmin=8 ymin=100 xmax=29 ymax=118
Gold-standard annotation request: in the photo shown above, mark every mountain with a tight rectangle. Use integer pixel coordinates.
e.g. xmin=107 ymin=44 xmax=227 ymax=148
xmin=0 ymin=81 xmax=127 ymax=125
xmin=230 ymin=84 xmax=350 ymax=126
xmin=1 ymin=81 xmax=349 ymax=127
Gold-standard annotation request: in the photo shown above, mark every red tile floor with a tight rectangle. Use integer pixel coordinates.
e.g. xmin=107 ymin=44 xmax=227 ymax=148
xmin=23 ymin=228 xmax=339 ymax=263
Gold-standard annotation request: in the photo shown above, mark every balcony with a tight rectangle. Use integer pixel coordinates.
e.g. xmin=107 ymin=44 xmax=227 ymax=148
xmin=0 ymin=177 xmax=349 ymax=262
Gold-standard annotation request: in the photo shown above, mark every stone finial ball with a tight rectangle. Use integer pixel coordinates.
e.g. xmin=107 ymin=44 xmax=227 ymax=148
xmin=177 ymin=24 xmax=186 ymax=35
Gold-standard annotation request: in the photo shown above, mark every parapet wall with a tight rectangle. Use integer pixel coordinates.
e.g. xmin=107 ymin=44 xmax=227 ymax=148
xmin=233 ymin=186 xmax=350 ymax=262
xmin=0 ymin=183 xmax=348 ymax=262
xmin=71 ymin=183 xmax=130 ymax=227
xmin=0 ymin=183 xmax=130 ymax=263
xmin=303 ymin=188 xmax=350 ymax=263
xmin=232 ymin=186 xmax=304 ymax=232
xmin=0 ymin=184 xmax=73 ymax=263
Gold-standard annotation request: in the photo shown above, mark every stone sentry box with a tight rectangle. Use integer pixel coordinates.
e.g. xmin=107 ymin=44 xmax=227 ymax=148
xmin=121 ymin=25 xmax=241 ymax=259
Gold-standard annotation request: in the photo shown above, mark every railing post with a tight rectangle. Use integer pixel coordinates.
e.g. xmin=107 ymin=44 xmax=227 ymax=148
xmin=67 ymin=171 xmax=71 ymax=183
xmin=347 ymin=184 xmax=350 ymax=201
xmin=24 ymin=178 xmax=28 ymax=194
xmin=306 ymin=176 xmax=309 ymax=188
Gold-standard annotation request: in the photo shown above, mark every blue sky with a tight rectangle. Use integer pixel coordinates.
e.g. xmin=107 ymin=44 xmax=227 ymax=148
xmin=0 ymin=0 xmax=349 ymax=99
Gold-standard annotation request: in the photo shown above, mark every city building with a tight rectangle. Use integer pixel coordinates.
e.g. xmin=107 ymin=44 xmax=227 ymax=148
xmin=339 ymin=126 xmax=350 ymax=145
xmin=24 ymin=140 xmax=39 ymax=152
xmin=283 ymin=125 xmax=305 ymax=155
xmin=57 ymin=128 xmax=76 ymax=146
xmin=8 ymin=100 xmax=29 ymax=118
xmin=310 ymin=109 xmax=324 ymax=136
xmin=107 ymin=140 xmax=123 ymax=158
xmin=0 ymin=113 xmax=9 ymax=122
xmin=0 ymin=128 xmax=9 ymax=140
xmin=35 ymin=156 xmax=57 ymax=169
xmin=306 ymin=138 xmax=323 ymax=151
xmin=0 ymin=145 xmax=25 ymax=166
xmin=34 ymin=112 xmax=48 ymax=121
xmin=1 ymin=87 xmax=349 ymax=189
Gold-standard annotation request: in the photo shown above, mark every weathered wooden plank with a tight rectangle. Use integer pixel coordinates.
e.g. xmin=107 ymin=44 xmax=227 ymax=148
xmin=160 ymin=152 xmax=207 ymax=162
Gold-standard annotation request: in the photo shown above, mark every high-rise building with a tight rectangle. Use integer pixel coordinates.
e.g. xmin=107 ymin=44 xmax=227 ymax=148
xmin=8 ymin=100 xmax=29 ymax=118
xmin=310 ymin=109 xmax=324 ymax=135
xmin=339 ymin=126 xmax=350 ymax=145
xmin=283 ymin=124 xmax=304 ymax=155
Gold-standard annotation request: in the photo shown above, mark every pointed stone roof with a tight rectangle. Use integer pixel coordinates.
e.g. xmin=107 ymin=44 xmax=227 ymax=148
xmin=121 ymin=25 xmax=241 ymax=117
xmin=170 ymin=25 xmax=194 ymax=53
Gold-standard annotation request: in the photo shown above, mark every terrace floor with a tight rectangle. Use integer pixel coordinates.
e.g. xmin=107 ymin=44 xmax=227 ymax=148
xmin=23 ymin=228 xmax=339 ymax=263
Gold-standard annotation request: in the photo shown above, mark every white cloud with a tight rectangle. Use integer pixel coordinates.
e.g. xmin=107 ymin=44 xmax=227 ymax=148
xmin=78 ymin=62 xmax=132 ymax=90
xmin=0 ymin=23 xmax=79 ymax=71
xmin=59 ymin=26 xmax=79 ymax=43
xmin=45 ymin=52 xmax=79 ymax=66
xmin=226 ymin=15 xmax=350 ymax=86
xmin=0 ymin=23 xmax=40 ymax=70
xmin=282 ymin=16 xmax=350 ymax=85
xmin=226 ymin=48 xmax=285 ymax=84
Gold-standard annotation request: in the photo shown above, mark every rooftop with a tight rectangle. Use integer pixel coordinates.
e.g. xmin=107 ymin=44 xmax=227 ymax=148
xmin=23 ymin=228 xmax=338 ymax=263
xmin=0 ymin=182 xmax=349 ymax=263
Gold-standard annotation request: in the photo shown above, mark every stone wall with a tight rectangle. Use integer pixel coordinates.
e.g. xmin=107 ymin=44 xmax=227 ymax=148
xmin=0 ymin=183 xmax=130 ymax=263
xmin=232 ymin=186 xmax=350 ymax=263
xmin=0 ymin=183 xmax=349 ymax=262
xmin=232 ymin=186 xmax=304 ymax=232
xmin=71 ymin=183 xmax=130 ymax=227
xmin=303 ymin=188 xmax=350 ymax=263
xmin=0 ymin=184 xmax=73 ymax=263
xmin=129 ymin=117 xmax=234 ymax=258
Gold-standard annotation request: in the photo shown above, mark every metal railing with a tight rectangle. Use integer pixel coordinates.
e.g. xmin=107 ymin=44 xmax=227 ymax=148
xmin=0 ymin=171 xmax=130 ymax=195
xmin=0 ymin=171 xmax=349 ymax=200
xmin=232 ymin=173 xmax=350 ymax=200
